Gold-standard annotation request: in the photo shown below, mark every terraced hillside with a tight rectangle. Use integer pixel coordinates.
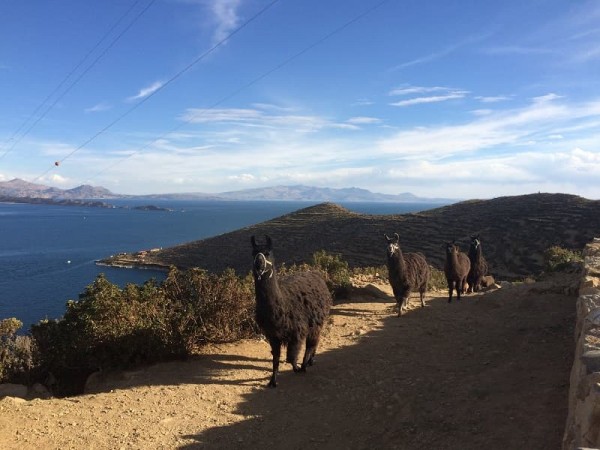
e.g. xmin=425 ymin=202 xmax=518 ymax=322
xmin=102 ymin=193 xmax=600 ymax=280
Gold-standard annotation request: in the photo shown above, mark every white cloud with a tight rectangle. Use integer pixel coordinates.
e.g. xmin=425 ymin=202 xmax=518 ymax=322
xmin=180 ymin=107 xmax=338 ymax=134
xmin=471 ymin=109 xmax=493 ymax=116
xmin=181 ymin=108 xmax=264 ymax=123
xmin=532 ymin=93 xmax=563 ymax=103
xmin=379 ymin=95 xmax=600 ymax=158
xmin=15 ymin=90 xmax=600 ymax=199
xmin=388 ymin=86 xmax=468 ymax=107
xmin=208 ymin=0 xmax=241 ymax=44
xmin=352 ymin=98 xmax=374 ymax=106
xmin=127 ymin=81 xmax=164 ymax=102
xmin=389 ymin=86 xmax=449 ymax=96
xmin=85 ymin=102 xmax=112 ymax=113
xmin=346 ymin=116 xmax=382 ymax=125
xmin=227 ymin=173 xmax=256 ymax=182
xmin=49 ymin=174 xmax=69 ymax=184
xmin=390 ymin=91 xmax=468 ymax=107
xmin=475 ymin=96 xmax=511 ymax=103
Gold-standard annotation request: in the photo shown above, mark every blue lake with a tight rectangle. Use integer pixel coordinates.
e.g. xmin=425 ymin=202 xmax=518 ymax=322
xmin=0 ymin=199 xmax=443 ymax=330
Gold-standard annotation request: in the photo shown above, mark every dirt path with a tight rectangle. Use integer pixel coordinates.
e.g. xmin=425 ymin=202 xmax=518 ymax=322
xmin=0 ymin=275 xmax=577 ymax=449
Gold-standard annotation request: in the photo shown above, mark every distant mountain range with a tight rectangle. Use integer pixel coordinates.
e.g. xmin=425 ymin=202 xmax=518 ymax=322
xmin=0 ymin=178 xmax=455 ymax=204
xmin=0 ymin=178 xmax=116 ymax=199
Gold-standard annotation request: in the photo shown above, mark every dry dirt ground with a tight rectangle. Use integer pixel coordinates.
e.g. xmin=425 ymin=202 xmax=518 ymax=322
xmin=0 ymin=274 xmax=578 ymax=450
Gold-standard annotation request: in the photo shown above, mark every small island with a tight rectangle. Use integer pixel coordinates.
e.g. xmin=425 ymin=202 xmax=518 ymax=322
xmin=131 ymin=205 xmax=172 ymax=212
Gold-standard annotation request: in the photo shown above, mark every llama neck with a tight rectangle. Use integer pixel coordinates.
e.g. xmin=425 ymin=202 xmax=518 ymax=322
xmin=448 ymin=251 xmax=461 ymax=268
xmin=469 ymin=245 xmax=482 ymax=261
xmin=389 ymin=250 xmax=407 ymax=274
xmin=254 ymin=270 xmax=283 ymax=306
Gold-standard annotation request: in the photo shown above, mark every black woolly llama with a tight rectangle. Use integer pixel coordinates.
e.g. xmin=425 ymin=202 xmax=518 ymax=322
xmin=251 ymin=235 xmax=332 ymax=387
xmin=467 ymin=234 xmax=489 ymax=293
xmin=444 ymin=241 xmax=471 ymax=303
xmin=385 ymin=233 xmax=431 ymax=316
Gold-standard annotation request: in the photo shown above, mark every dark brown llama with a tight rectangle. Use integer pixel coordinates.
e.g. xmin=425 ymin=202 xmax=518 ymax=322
xmin=467 ymin=234 xmax=489 ymax=293
xmin=444 ymin=241 xmax=471 ymax=303
xmin=251 ymin=235 xmax=332 ymax=387
xmin=385 ymin=233 xmax=431 ymax=316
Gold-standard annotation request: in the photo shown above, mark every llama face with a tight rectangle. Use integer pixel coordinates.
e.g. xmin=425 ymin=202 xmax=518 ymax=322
xmin=385 ymin=233 xmax=400 ymax=258
xmin=386 ymin=241 xmax=399 ymax=258
xmin=251 ymin=235 xmax=274 ymax=280
xmin=470 ymin=236 xmax=480 ymax=249
xmin=445 ymin=242 xmax=458 ymax=256
xmin=253 ymin=252 xmax=273 ymax=280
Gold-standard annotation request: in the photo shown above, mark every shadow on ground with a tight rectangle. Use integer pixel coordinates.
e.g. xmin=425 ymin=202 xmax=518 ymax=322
xmin=165 ymin=280 xmax=575 ymax=450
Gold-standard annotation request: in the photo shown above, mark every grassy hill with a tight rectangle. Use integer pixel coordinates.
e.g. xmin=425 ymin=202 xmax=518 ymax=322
xmin=102 ymin=193 xmax=600 ymax=280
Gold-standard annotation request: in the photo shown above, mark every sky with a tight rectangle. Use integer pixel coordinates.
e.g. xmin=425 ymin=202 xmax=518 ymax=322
xmin=1 ymin=0 xmax=600 ymax=199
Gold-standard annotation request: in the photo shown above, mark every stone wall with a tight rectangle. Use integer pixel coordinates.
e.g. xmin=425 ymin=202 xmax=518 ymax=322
xmin=563 ymin=238 xmax=600 ymax=449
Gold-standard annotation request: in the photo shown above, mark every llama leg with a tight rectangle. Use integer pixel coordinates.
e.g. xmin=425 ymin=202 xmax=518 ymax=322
xmin=448 ymin=282 xmax=453 ymax=303
xmin=268 ymin=338 xmax=281 ymax=388
xmin=286 ymin=338 xmax=301 ymax=373
xmin=398 ymin=295 xmax=409 ymax=316
xmin=392 ymin=287 xmax=401 ymax=313
xmin=301 ymin=332 xmax=320 ymax=371
xmin=419 ymin=289 xmax=426 ymax=307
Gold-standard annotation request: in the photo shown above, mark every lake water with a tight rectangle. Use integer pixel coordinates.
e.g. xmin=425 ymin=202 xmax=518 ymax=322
xmin=0 ymin=200 xmax=442 ymax=330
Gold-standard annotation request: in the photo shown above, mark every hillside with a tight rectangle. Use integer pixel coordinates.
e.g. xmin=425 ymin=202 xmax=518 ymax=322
xmin=101 ymin=192 xmax=600 ymax=280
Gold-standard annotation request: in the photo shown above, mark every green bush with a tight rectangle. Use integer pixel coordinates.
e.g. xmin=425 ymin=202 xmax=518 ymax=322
xmin=161 ymin=267 xmax=259 ymax=351
xmin=544 ymin=246 xmax=583 ymax=272
xmin=429 ymin=266 xmax=448 ymax=290
xmin=30 ymin=269 xmax=260 ymax=396
xmin=351 ymin=265 xmax=388 ymax=282
xmin=311 ymin=250 xmax=352 ymax=293
xmin=0 ymin=318 xmax=36 ymax=384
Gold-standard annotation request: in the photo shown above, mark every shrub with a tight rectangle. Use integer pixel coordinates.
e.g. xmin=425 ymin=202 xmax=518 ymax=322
xmin=31 ymin=275 xmax=174 ymax=395
xmin=428 ymin=266 xmax=447 ymax=290
xmin=311 ymin=250 xmax=352 ymax=294
xmin=544 ymin=246 xmax=583 ymax=272
xmin=30 ymin=268 xmax=260 ymax=396
xmin=351 ymin=265 xmax=388 ymax=282
xmin=161 ymin=267 xmax=259 ymax=351
xmin=0 ymin=318 xmax=36 ymax=384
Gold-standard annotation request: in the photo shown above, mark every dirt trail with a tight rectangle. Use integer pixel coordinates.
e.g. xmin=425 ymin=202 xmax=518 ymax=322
xmin=0 ymin=275 xmax=577 ymax=449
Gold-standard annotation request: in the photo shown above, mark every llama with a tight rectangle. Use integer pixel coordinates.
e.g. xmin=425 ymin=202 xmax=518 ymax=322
xmin=467 ymin=234 xmax=489 ymax=293
xmin=444 ymin=241 xmax=471 ymax=303
xmin=251 ymin=235 xmax=332 ymax=387
xmin=385 ymin=233 xmax=430 ymax=316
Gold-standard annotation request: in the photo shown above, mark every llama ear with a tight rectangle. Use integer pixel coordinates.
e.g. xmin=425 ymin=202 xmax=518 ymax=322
xmin=251 ymin=235 xmax=257 ymax=249
xmin=394 ymin=233 xmax=399 ymax=242
xmin=265 ymin=235 xmax=273 ymax=250
xmin=384 ymin=234 xmax=391 ymax=242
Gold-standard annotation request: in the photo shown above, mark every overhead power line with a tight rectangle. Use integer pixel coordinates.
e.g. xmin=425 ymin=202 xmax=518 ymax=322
xmin=0 ymin=0 xmax=156 ymax=161
xmin=31 ymin=0 xmax=282 ymax=183
xmin=84 ymin=0 xmax=393 ymax=184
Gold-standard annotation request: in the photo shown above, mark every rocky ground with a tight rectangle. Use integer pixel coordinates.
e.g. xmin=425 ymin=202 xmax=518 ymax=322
xmin=0 ymin=273 xmax=578 ymax=449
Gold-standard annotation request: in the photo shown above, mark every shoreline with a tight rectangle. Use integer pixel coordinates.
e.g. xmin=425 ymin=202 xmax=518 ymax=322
xmin=95 ymin=257 xmax=171 ymax=272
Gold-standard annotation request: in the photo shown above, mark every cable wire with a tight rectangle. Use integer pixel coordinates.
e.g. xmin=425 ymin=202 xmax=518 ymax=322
xmin=84 ymin=0 xmax=393 ymax=184
xmin=0 ymin=0 xmax=156 ymax=161
xmin=32 ymin=0 xmax=282 ymax=183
